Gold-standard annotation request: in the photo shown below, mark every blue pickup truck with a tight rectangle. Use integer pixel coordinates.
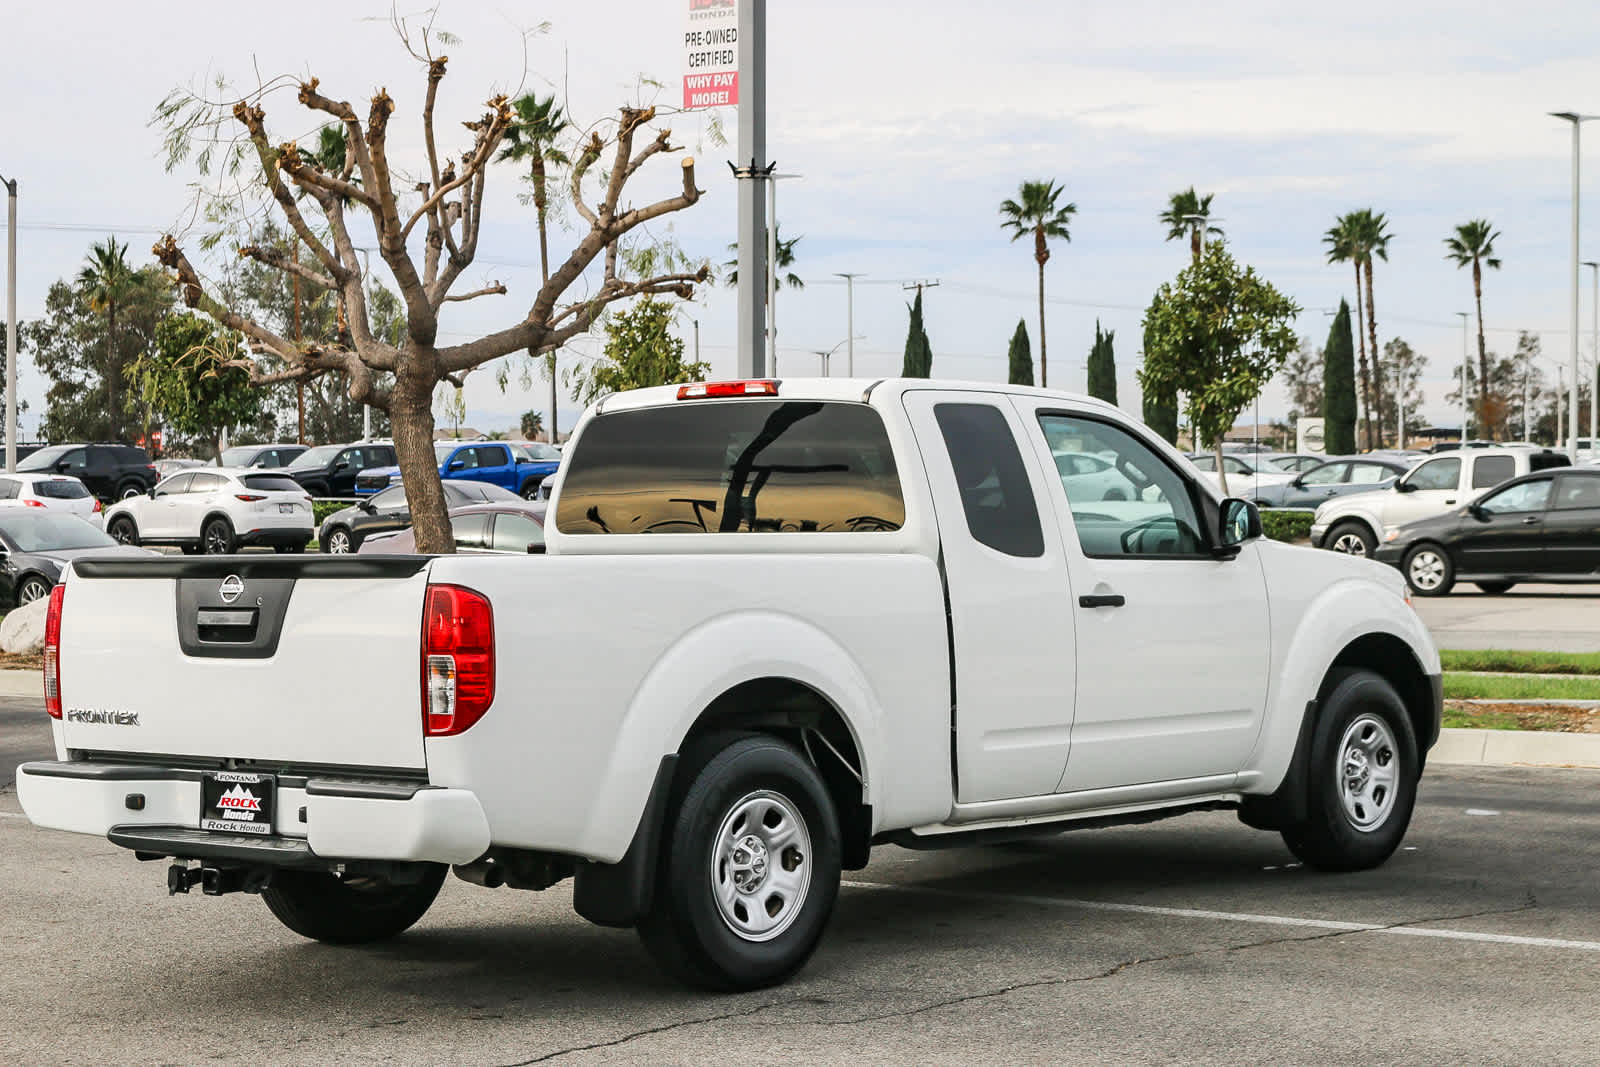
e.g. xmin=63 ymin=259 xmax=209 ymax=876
xmin=354 ymin=441 xmax=561 ymax=500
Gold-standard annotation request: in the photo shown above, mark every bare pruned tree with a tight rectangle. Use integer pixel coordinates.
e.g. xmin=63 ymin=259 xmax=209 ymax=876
xmin=152 ymin=32 xmax=708 ymax=551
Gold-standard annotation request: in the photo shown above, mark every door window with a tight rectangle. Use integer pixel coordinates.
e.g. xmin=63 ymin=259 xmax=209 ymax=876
xmin=188 ymin=472 xmax=224 ymax=494
xmin=1223 ymin=456 xmax=1252 ymax=475
xmin=1347 ymin=463 xmax=1393 ymax=484
xmin=474 ymin=445 xmax=510 ymax=467
xmin=156 ymin=473 xmax=194 ymax=497
xmin=450 ymin=448 xmax=479 ymax=470
xmin=1404 ymin=457 xmax=1460 ymax=492
xmin=933 ymin=403 xmax=1044 ymax=558
xmin=1479 ymin=479 xmax=1551 ymax=514
xmin=335 ymin=448 xmax=363 ymax=471
xmin=1190 ymin=454 xmax=1216 ymax=471
xmin=57 ymin=448 xmax=88 ymax=472
xmin=1472 ymin=456 xmax=1516 ymax=489
xmin=489 ymin=511 xmax=544 ymax=552
xmin=1300 ymin=463 xmax=1347 ymax=486
xmin=1037 ymin=414 xmax=1205 ymax=558
xmin=0 ymin=479 xmax=17 ymax=500
xmin=450 ymin=512 xmax=491 ymax=550
xmin=1554 ymin=476 xmax=1600 ymax=510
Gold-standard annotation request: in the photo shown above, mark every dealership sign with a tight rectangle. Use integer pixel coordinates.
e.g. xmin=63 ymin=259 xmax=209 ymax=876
xmin=683 ymin=0 xmax=738 ymax=109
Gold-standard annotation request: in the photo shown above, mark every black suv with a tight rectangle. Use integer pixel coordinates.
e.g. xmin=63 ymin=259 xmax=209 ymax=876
xmin=284 ymin=442 xmax=398 ymax=497
xmin=17 ymin=444 xmax=158 ymax=502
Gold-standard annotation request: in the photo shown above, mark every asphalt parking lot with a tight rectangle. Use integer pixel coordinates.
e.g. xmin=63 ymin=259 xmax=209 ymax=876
xmin=1409 ymin=584 xmax=1600 ymax=653
xmin=3 ymin=700 xmax=1598 ymax=1065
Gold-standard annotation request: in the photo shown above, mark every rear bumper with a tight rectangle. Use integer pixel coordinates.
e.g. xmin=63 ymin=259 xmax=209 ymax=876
xmin=15 ymin=760 xmax=490 ymax=867
xmin=236 ymin=525 xmax=314 ymax=548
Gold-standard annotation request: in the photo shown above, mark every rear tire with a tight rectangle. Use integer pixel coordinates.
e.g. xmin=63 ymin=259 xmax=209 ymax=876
xmin=1474 ymin=581 xmax=1515 ymax=595
xmin=1403 ymin=542 xmax=1455 ymax=597
xmin=15 ymin=576 xmax=51 ymax=605
xmin=1282 ymin=669 xmax=1419 ymax=872
xmin=519 ymin=477 xmax=545 ymax=501
xmin=108 ymin=516 xmax=139 ymax=546
xmin=202 ymin=517 xmax=236 ymax=555
xmin=638 ymin=734 xmax=841 ymax=991
xmin=117 ymin=481 xmax=144 ymax=500
xmin=322 ymin=526 xmax=354 ymax=554
xmin=1327 ymin=520 xmax=1376 ymax=558
xmin=262 ymin=864 xmax=446 ymax=944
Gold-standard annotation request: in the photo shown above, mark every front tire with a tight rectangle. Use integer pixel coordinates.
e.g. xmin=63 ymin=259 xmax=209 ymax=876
xmin=1282 ymin=669 xmax=1419 ymax=872
xmin=1327 ymin=520 xmax=1376 ymax=558
xmin=1403 ymin=542 xmax=1455 ymax=597
xmin=262 ymin=864 xmax=446 ymax=944
xmin=107 ymin=516 xmax=139 ymax=546
xmin=638 ymin=735 xmax=842 ymax=991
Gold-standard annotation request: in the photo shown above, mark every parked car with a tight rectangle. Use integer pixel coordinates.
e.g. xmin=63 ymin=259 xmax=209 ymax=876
xmin=318 ymin=480 xmax=520 ymax=553
xmin=1269 ymin=454 xmax=1328 ymax=474
xmin=1310 ymin=447 xmax=1570 ymax=557
xmin=217 ymin=443 xmax=309 ymax=469
xmin=17 ymin=443 xmax=158 ymax=502
xmin=1050 ymin=451 xmax=1139 ymax=503
xmin=354 ymin=441 xmax=562 ymax=499
xmin=0 ymin=473 xmax=103 ymax=523
xmin=285 ymin=442 xmax=398 ymax=497
xmin=1251 ymin=457 xmax=1411 ymax=509
xmin=358 ymin=501 xmax=546 ymax=554
xmin=1375 ymin=468 xmax=1600 ymax=596
xmin=104 ymin=469 xmax=314 ymax=554
xmin=1187 ymin=452 xmax=1297 ymax=500
xmin=19 ymin=377 xmax=1440 ymax=993
xmin=153 ymin=458 xmax=207 ymax=478
xmin=0 ymin=512 xmax=154 ymax=605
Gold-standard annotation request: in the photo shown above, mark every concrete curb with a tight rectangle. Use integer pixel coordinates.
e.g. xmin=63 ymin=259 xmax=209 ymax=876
xmin=0 ymin=669 xmax=38 ymax=698
xmin=1433 ymin=727 xmax=1600 ymax=768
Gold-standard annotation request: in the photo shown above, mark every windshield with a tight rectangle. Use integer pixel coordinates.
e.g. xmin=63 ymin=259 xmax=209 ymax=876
xmin=0 ymin=513 xmax=116 ymax=552
xmin=517 ymin=442 xmax=561 ymax=461
xmin=288 ymin=445 xmax=342 ymax=469
xmin=17 ymin=446 xmax=70 ymax=472
xmin=434 ymin=443 xmax=460 ymax=464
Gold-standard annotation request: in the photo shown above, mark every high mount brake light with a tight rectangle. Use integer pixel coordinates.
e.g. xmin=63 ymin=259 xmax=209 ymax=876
xmin=422 ymin=584 xmax=494 ymax=737
xmin=677 ymin=380 xmax=779 ymax=400
xmin=44 ymin=584 xmax=64 ymax=718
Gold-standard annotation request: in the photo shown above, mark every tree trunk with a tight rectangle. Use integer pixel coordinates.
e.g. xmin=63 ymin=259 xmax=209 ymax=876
xmin=1035 ymin=228 xmax=1049 ymax=389
xmin=1190 ymin=227 xmax=1202 ymax=263
xmin=1364 ymin=259 xmax=1383 ymax=447
xmin=1215 ymin=441 xmax=1229 ymax=497
xmin=390 ymin=370 xmax=451 ymax=553
xmin=1353 ymin=263 xmax=1371 ymax=450
xmin=107 ymin=300 xmax=119 ymax=441
xmin=1473 ymin=261 xmax=1490 ymax=440
xmin=534 ymin=157 xmax=558 ymax=445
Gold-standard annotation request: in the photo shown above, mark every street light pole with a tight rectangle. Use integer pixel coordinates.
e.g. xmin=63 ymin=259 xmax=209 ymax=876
xmin=0 ymin=171 xmax=15 ymax=473
xmin=765 ymin=172 xmax=802 ymax=375
xmin=1456 ymin=311 xmax=1470 ymax=442
xmin=834 ymin=272 xmax=862 ymax=376
xmin=1586 ymin=260 xmax=1599 ymax=453
xmin=1552 ymin=112 xmax=1594 ymax=460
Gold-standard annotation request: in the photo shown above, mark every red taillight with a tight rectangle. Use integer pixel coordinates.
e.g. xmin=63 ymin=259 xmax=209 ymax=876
xmin=44 ymin=584 xmax=64 ymax=718
xmin=235 ymin=494 xmax=266 ymax=502
xmin=23 ymin=498 xmax=44 ymax=508
xmin=677 ymin=380 xmax=779 ymax=400
xmin=422 ymin=584 xmax=494 ymax=737
xmin=92 ymin=499 xmax=103 ymax=514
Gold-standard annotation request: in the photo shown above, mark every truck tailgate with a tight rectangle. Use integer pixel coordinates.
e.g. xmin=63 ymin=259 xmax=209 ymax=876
xmin=57 ymin=557 xmax=433 ymax=771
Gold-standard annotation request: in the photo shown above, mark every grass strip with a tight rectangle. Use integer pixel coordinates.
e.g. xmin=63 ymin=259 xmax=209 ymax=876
xmin=1439 ymin=649 xmax=1600 ymax=676
xmin=1443 ymin=672 xmax=1600 ymax=701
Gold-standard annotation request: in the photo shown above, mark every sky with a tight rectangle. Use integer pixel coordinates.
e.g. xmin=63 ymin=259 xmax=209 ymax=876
xmin=5 ymin=0 xmax=1600 ymax=440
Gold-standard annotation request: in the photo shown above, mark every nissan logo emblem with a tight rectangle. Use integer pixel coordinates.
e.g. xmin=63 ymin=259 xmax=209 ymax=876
xmin=219 ymin=575 xmax=245 ymax=604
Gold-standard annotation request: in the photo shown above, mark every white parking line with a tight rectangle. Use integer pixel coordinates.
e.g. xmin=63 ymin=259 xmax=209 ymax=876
xmin=841 ymin=880 xmax=1600 ymax=953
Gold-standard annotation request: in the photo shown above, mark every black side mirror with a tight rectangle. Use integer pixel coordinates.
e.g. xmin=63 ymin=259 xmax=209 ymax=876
xmin=526 ymin=542 xmax=546 ymax=554
xmin=357 ymin=500 xmax=374 ymax=513
xmin=1217 ymin=498 xmax=1261 ymax=556
xmin=1467 ymin=503 xmax=1489 ymax=520
xmin=1395 ymin=480 xmax=1416 ymax=493
xmin=147 ymin=487 xmax=157 ymax=499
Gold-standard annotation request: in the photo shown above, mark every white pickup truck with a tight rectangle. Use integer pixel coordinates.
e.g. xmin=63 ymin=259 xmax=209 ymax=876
xmin=18 ymin=379 xmax=1441 ymax=991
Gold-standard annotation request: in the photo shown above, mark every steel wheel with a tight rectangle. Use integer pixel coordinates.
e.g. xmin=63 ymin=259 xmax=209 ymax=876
xmin=16 ymin=577 xmax=51 ymax=605
xmin=1337 ymin=713 xmax=1399 ymax=832
xmin=710 ymin=789 xmax=813 ymax=943
xmin=1406 ymin=548 xmax=1447 ymax=592
xmin=324 ymin=528 xmax=353 ymax=554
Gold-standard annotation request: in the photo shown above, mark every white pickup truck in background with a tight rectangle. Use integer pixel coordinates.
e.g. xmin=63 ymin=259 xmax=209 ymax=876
xmin=18 ymin=379 xmax=1441 ymax=991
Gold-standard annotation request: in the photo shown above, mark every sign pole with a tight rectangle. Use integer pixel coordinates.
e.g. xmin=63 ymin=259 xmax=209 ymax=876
xmin=735 ymin=0 xmax=766 ymax=378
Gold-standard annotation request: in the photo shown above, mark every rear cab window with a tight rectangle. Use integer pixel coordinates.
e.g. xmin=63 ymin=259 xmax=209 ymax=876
xmin=556 ymin=400 xmax=905 ymax=535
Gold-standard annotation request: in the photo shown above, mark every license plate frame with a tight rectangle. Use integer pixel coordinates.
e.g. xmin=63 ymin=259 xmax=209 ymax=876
xmin=199 ymin=771 xmax=276 ymax=835
xmin=278 ymin=503 xmax=295 ymax=514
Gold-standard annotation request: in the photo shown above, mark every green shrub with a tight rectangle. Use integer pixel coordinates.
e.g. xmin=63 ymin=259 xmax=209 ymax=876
xmin=313 ymin=501 xmax=348 ymax=526
xmin=1259 ymin=509 xmax=1313 ymax=543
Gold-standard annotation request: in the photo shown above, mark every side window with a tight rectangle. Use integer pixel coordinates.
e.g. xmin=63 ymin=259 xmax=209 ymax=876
xmin=1190 ymin=454 xmax=1216 ymax=472
xmin=1472 ymin=455 xmax=1516 ymax=489
xmin=364 ymin=447 xmax=393 ymax=468
xmin=58 ymin=448 xmax=88 ymax=472
xmin=1037 ymin=413 xmax=1205 ymax=558
xmin=478 ymin=445 xmax=510 ymax=467
xmin=932 ymin=403 xmax=1044 ymax=558
xmin=451 ymin=448 xmax=479 ymax=470
xmin=450 ymin=512 xmax=491 ymax=550
xmin=1224 ymin=457 xmax=1252 ymax=475
xmin=1479 ymin=479 xmax=1551 ymax=514
xmin=1347 ymin=463 xmax=1393 ymax=485
xmin=336 ymin=448 xmax=363 ymax=470
xmin=189 ymin=472 xmax=223 ymax=493
xmin=1554 ymin=476 xmax=1600 ymax=510
xmin=0 ymin=479 xmax=17 ymax=500
xmin=1301 ymin=463 xmax=1346 ymax=486
xmin=156 ymin=473 xmax=193 ymax=497
xmin=1405 ymin=457 xmax=1460 ymax=492
xmin=490 ymin=512 xmax=544 ymax=552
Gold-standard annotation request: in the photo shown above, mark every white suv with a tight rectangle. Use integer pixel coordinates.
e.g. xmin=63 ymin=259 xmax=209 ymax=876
xmin=1311 ymin=446 xmax=1570 ymax=557
xmin=103 ymin=469 xmax=314 ymax=554
xmin=0 ymin=473 xmax=103 ymax=523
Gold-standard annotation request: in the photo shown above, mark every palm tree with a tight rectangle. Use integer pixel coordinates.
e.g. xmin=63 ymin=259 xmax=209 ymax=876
xmin=497 ymin=94 xmax=571 ymax=287
xmin=722 ymin=227 xmax=804 ymax=290
xmin=76 ymin=237 xmax=138 ymax=440
xmin=1352 ymin=209 xmax=1392 ymax=444
xmin=1324 ymin=214 xmax=1374 ymax=449
xmin=1000 ymin=180 xmax=1077 ymax=388
xmin=1445 ymin=220 xmax=1503 ymax=436
xmin=1159 ymin=187 xmax=1224 ymax=263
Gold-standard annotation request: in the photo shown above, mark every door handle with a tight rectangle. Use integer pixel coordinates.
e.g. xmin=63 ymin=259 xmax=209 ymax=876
xmin=1522 ymin=516 xmax=1539 ymax=525
xmin=1078 ymin=594 xmax=1126 ymax=609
